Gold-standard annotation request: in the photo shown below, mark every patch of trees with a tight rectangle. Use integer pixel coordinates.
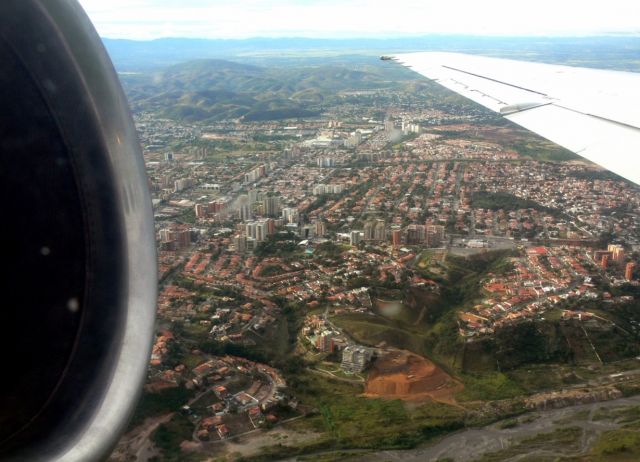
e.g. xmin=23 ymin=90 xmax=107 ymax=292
xmin=305 ymin=194 xmax=330 ymax=212
xmin=128 ymin=387 xmax=195 ymax=429
xmin=254 ymin=234 xmax=299 ymax=257
xmin=151 ymin=414 xmax=195 ymax=461
xmin=198 ymin=339 xmax=270 ymax=364
xmin=568 ymin=170 xmax=624 ymax=182
xmin=243 ymin=108 xmax=321 ymax=122
xmin=493 ymin=322 xmax=572 ymax=369
xmin=315 ymin=241 xmax=343 ymax=259
xmin=471 ymin=191 xmax=560 ymax=215
xmin=260 ymin=264 xmax=286 ymax=277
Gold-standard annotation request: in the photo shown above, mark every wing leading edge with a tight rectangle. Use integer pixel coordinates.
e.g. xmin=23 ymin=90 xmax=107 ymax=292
xmin=391 ymin=52 xmax=640 ymax=185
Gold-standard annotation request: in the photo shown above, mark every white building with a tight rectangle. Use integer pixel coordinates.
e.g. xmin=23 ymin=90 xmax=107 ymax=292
xmin=282 ymin=207 xmax=298 ymax=224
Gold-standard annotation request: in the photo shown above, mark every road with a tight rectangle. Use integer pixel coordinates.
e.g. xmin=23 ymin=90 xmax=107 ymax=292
xmin=452 ymin=163 xmax=464 ymax=214
xmin=308 ymin=366 xmax=365 ymax=383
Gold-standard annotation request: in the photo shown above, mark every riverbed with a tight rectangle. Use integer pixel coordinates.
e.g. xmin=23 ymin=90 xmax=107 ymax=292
xmin=353 ymin=395 xmax=640 ymax=461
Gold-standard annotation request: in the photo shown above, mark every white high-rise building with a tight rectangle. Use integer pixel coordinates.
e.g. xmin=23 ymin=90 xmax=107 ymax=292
xmin=313 ymin=184 xmax=343 ymax=195
xmin=350 ymin=230 xmax=363 ymax=245
xmin=315 ymin=220 xmax=326 ymax=237
xmin=263 ymin=196 xmax=281 ymax=217
xmin=233 ymin=235 xmax=247 ymax=252
xmin=282 ymin=207 xmax=298 ymax=224
xmin=237 ymin=195 xmax=253 ymax=222
xmin=384 ymin=119 xmax=395 ymax=132
xmin=317 ymin=157 xmax=335 ymax=168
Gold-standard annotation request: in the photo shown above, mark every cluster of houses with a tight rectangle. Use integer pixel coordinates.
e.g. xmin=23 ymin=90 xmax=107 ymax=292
xmin=458 ymin=246 xmax=624 ymax=337
xmin=183 ymin=356 xmax=293 ymax=441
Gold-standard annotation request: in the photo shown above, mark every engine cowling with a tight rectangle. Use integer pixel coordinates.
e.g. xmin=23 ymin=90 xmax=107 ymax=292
xmin=0 ymin=1 xmax=157 ymax=460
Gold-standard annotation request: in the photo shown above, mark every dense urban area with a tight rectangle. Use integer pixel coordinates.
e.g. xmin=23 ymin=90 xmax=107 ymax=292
xmin=109 ymin=52 xmax=640 ymax=462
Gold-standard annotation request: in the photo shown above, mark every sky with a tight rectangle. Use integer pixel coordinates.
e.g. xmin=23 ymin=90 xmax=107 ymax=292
xmin=78 ymin=0 xmax=640 ymax=40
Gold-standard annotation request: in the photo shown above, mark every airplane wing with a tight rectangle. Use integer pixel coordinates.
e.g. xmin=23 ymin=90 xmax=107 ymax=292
xmin=390 ymin=52 xmax=640 ymax=185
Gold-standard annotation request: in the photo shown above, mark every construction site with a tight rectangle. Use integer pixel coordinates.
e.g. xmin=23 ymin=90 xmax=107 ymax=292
xmin=364 ymin=349 xmax=463 ymax=404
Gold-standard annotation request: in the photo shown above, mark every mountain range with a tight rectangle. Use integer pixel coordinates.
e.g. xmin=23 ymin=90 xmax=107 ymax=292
xmin=120 ymin=57 xmax=429 ymax=122
xmin=111 ymin=36 xmax=640 ymax=123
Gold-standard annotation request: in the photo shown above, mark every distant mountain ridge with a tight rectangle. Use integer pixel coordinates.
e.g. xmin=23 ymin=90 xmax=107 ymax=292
xmin=104 ymin=36 xmax=640 ymax=71
xmin=112 ymin=36 xmax=640 ymax=123
xmin=121 ymin=58 xmax=423 ymax=122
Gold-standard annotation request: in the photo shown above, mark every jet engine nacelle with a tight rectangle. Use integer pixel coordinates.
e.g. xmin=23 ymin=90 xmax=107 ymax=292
xmin=0 ymin=1 xmax=156 ymax=460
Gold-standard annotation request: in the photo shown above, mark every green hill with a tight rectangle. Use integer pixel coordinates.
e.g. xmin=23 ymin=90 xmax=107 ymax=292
xmin=332 ymin=250 xmax=640 ymax=398
xmin=122 ymin=58 xmax=421 ymax=122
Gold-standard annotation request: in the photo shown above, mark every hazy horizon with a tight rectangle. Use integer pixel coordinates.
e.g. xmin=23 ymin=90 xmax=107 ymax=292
xmin=79 ymin=0 xmax=640 ymax=41
xmin=101 ymin=32 xmax=640 ymax=42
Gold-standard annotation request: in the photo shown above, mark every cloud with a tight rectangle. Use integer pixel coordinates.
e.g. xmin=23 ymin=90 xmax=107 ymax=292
xmin=78 ymin=0 xmax=640 ymax=40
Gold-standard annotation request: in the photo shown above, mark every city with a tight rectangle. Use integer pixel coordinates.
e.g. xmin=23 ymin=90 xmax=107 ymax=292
xmin=108 ymin=63 xmax=640 ymax=461
xmin=3 ymin=1 xmax=640 ymax=460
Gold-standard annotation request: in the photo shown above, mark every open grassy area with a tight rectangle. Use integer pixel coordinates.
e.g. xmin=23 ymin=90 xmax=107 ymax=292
xmin=181 ymin=322 xmax=211 ymax=340
xmin=506 ymin=139 xmax=579 ymax=162
xmin=182 ymin=353 xmax=205 ymax=370
xmin=505 ymin=364 xmax=590 ymax=393
xmin=416 ymin=249 xmax=445 ymax=270
xmin=190 ymin=390 xmax=221 ymax=412
xmin=372 ymin=298 xmax=418 ymax=325
xmin=457 ymin=372 xmax=525 ymax=402
xmin=248 ymin=370 xmax=466 ymax=460
xmin=331 ymin=312 xmax=431 ymax=356
xmin=590 ymin=429 xmax=640 ymax=461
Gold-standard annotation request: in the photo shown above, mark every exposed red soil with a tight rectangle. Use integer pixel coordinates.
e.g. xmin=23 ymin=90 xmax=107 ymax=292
xmin=364 ymin=350 xmax=463 ymax=404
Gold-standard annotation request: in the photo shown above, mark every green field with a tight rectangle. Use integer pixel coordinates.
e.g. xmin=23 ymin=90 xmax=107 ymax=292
xmin=332 ymin=312 xmax=430 ymax=352
xmin=457 ymin=372 xmax=524 ymax=402
xmin=591 ymin=429 xmax=640 ymax=461
xmin=190 ymin=390 xmax=221 ymax=412
xmin=238 ymin=370 xmax=465 ymax=461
